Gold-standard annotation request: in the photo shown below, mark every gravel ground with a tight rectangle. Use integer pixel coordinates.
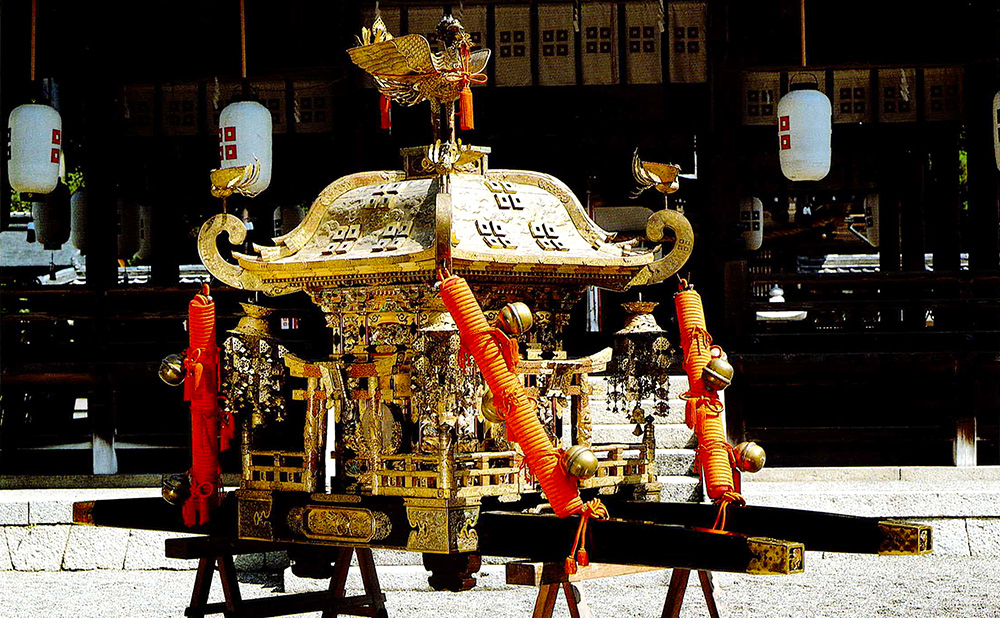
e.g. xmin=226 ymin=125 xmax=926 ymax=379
xmin=2 ymin=554 xmax=998 ymax=618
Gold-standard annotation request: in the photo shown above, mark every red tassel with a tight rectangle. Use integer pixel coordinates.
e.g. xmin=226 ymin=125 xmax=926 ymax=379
xmin=564 ymin=557 xmax=578 ymax=575
xmin=576 ymin=548 xmax=590 ymax=567
xmin=459 ymin=86 xmax=474 ymax=131
xmin=379 ymin=94 xmax=391 ymax=130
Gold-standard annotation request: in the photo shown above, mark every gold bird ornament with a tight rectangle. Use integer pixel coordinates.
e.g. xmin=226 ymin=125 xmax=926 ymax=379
xmin=631 ymin=149 xmax=681 ymax=197
xmin=210 ymin=156 xmax=261 ymax=199
xmin=348 ymin=14 xmax=490 ymax=132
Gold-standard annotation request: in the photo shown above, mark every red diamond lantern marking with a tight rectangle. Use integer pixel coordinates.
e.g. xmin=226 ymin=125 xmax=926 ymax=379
xmin=51 ymin=148 xmax=61 ymax=163
xmin=51 ymin=129 xmax=61 ymax=145
xmin=780 ymin=135 xmax=791 ymax=150
xmin=779 ymin=115 xmax=790 ymax=131
xmin=225 ymin=145 xmax=238 ymax=160
xmin=217 ymin=128 xmax=223 ymax=143
xmin=219 ymin=146 xmax=225 ymax=162
xmin=224 ymin=126 xmax=236 ymax=142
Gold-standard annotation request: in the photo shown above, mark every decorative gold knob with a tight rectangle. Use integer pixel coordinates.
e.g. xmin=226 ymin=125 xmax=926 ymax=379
xmin=562 ymin=445 xmax=599 ymax=479
xmin=702 ymin=356 xmax=734 ymax=391
xmin=158 ymin=353 xmax=186 ymax=386
xmin=497 ymin=302 xmax=533 ymax=336
xmin=733 ymin=441 xmax=766 ymax=473
xmin=480 ymin=390 xmax=504 ymax=424
xmin=161 ymin=474 xmax=191 ymax=505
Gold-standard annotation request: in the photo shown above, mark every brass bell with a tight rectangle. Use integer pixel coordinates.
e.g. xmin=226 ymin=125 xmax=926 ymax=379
xmin=701 ymin=356 xmax=734 ymax=391
xmin=480 ymin=390 xmax=504 ymax=424
xmin=497 ymin=302 xmax=533 ymax=336
xmin=161 ymin=473 xmax=191 ymax=505
xmin=733 ymin=441 xmax=766 ymax=473
xmin=158 ymin=353 xmax=186 ymax=386
xmin=561 ymin=445 xmax=599 ymax=479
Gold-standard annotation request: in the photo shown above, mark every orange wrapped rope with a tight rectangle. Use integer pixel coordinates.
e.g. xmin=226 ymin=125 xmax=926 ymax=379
xmin=438 ymin=272 xmax=606 ymax=573
xmin=439 ymin=274 xmax=582 ymax=518
xmin=182 ymin=284 xmax=230 ymax=527
xmin=674 ymin=282 xmax=743 ymax=509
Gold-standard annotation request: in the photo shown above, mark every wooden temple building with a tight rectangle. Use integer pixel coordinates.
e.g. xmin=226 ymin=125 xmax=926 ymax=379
xmin=1 ymin=0 xmax=998 ymax=480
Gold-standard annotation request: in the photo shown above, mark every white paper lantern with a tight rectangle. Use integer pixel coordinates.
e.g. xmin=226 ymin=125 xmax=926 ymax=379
xmin=7 ymin=103 xmax=62 ymax=195
xmin=992 ymin=91 xmax=999 ymax=171
xmin=777 ymin=82 xmax=832 ymax=181
xmin=32 ymin=192 xmax=70 ymax=250
xmin=740 ymin=197 xmax=763 ymax=250
xmin=218 ymin=101 xmax=272 ymax=195
xmin=71 ymin=190 xmax=88 ymax=253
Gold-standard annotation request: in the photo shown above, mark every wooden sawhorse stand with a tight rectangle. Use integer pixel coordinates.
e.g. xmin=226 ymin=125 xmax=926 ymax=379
xmin=165 ymin=537 xmax=388 ymax=618
xmin=506 ymin=561 xmax=721 ymax=618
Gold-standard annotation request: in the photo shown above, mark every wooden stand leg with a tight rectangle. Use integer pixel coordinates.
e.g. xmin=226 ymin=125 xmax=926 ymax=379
xmin=217 ymin=554 xmax=244 ymax=617
xmin=321 ymin=548 xmax=355 ymax=618
xmin=356 ymin=548 xmax=389 ymax=618
xmin=663 ymin=569 xmax=723 ymax=618
xmin=532 ymin=583 xmax=561 ymax=618
xmin=662 ymin=568 xmax=691 ymax=618
xmin=188 ymin=557 xmax=216 ymax=618
xmin=561 ymin=582 xmax=592 ymax=618
xmin=697 ymin=571 xmax=722 ymax=618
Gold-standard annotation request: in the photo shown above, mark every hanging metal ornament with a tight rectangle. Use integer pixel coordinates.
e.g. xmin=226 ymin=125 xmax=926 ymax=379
xmin=607 ymin=301 xmax=674 ymax=432
xmin=221 ymin=303 xmax=287 ymax=428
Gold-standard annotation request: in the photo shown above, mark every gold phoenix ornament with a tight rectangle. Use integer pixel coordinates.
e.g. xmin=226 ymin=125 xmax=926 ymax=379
xmin=347 ymin=14 xmax=490 ymax=108
xmin=631 ymin=148 xmax=681 ymax=196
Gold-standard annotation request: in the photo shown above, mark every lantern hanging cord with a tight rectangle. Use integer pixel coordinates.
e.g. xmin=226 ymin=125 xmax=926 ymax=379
xmin=30 ymin=0 xmax=37 ymax=82
xmin=240 ymin=0 xmax=248 ymax=79
xmin=799 ymin=0 xmax=807 ymax=67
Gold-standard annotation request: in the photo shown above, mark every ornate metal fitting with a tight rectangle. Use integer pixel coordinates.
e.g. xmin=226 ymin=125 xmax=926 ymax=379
xmin=608 ymin=302 xmax=674 ymax=425
xmin=733 ymin=441 xmax=766 ymax=473
xmin=702 ymin=356 xmax=734 ymax=391
xmin=406 ymin=502 xmax=480 ymax=553
xmin=497 ymin=302 xmax=533 ymax=336
xmin=878 ymin=521 xmax=933 ymax=555
xmin=158 ymin=353 xmax=186 ymax=386
xmin=746 ymin=538 xmax=806 ymax=574
xmin=287 ymin=505 xmax=392 ymax=543
xmin=561 ymin=445 xmax=599 ymax=479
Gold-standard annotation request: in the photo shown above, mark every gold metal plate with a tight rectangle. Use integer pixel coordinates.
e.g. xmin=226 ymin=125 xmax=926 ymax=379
xmin=878 ymin=521 xmax=933 ymax=555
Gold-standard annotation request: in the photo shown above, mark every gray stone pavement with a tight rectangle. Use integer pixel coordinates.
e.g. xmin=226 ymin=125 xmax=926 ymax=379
xmin=2 ymin=553 xmax=999 ymax=618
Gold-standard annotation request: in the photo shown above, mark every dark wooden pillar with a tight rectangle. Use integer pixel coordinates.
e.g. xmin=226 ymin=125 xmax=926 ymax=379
xmin=79 ymin=8 xmax=123 ymax=473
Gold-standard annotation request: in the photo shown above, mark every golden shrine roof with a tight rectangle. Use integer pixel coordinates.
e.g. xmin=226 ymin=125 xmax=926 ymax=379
xmin=198 ymin=144 xmax=692 ymax=296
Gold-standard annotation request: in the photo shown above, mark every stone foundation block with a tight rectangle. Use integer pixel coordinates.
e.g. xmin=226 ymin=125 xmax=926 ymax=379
xmin=62 ymin=526 xmax=130 ymax=570
xmin=28 ymin=501 xmax=74 ymax=525
xmin=0 ymin=528 xmax=13 ymax=570
xmin=966 ymin=519 xmax=1000 ymax=558
xmin=908 ymin=518 xmax=970 ymax=556
xmin=0 ymin=502 xmax=29 ymax=526
xmin=123 ymin=529 xmax=197 ymax=570
xmin=7 ymin=525 xmax=70 ymax=571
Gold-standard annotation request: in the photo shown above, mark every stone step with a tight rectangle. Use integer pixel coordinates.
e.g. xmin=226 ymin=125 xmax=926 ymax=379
xmin=592 ymin=423 xmax=695 ymax=450
xmin=655 ymin=448 xmax=697 ymax=477
xmin=656 ymin=476 xmax=704 ymax=503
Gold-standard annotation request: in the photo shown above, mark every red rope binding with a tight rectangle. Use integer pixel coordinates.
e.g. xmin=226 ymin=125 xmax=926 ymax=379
xmin=437 ymin=272 xmax=607 ymax=572
xmin=181 ymin=284 xmax=227 ymax=527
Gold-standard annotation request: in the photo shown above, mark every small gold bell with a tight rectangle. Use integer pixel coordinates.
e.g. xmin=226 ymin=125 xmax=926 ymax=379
xmin=702 ymin=357 xmax=734 ymax=391
xmin=480 ymin=391 xmax=504 ymax=424
xmin=162 ymin=474 xmax=191 ymax=505
xmin=561 ymin=445 xmax=599 ymax=479
xmin=733 ymin=441 xmax=766 ymax=473
xmin=497 ymin=302 xmax=533 ymax=336
xmin=158 ymin=353 xmax=186 ymax=386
